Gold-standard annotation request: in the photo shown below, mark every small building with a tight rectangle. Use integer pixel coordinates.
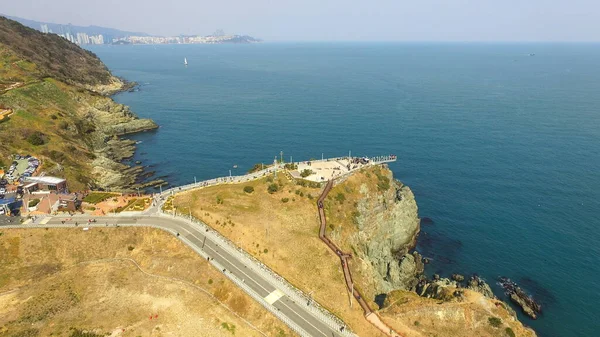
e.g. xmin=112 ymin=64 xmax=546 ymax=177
xmin=24 ymin=176 xmax=67 ymax=193
xmin=58 ymin=194 xmax=80 ymax=212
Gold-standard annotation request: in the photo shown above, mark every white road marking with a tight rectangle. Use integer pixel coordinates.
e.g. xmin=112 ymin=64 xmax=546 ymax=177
xmin=40 ymin=217 xmax=50 ymax=225
xmin=265 ymin=289 xmax=285 ymax=304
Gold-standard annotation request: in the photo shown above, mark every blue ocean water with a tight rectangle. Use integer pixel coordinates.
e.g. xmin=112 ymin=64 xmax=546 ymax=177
xmin=88 ymin=43 xmax=600 ymax=337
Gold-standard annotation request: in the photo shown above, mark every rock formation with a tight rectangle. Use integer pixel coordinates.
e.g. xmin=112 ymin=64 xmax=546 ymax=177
xmin=499 ymin=277 xmax=542 ymax=319
xmin=349 ymin=168 xmax=422 ymax=293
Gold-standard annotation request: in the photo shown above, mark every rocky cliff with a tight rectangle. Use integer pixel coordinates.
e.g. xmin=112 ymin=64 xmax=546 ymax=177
xmin=326 ymin=166 xmax=537 ymax=337
xmin=349 ymin=170 xmax=422 ymax=293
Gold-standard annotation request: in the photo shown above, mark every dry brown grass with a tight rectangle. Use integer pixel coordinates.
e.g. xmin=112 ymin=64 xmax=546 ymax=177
xmin=380 ymin=290 xmax=537 ymax=337
xmin=174 ymin=172 xmax=389 ymax=337
xmin=173 ymin=167 xmax=537 ymax=337
xmin=0 ymin=227 xmax=296 ymax=337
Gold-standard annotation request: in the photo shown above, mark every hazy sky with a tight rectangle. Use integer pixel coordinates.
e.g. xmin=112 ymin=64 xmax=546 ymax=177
xmin=2 ymin=0 xmax=599 ymax=41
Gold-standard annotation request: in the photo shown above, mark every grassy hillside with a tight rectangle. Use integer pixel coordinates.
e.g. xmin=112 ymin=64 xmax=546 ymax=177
xmin=0 ymin=19 xmax=158 ymax=191
xmin=0 ymin=16 xmax=115 ymax=89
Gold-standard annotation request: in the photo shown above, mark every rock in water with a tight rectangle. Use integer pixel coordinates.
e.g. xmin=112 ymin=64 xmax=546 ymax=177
xmin=498 ymin=277 xmax=542 ymax=319
xmin=466 ymin=275 xmax=495 ymax=298
xmin=452 ymin=273 xmax=465 ymax=282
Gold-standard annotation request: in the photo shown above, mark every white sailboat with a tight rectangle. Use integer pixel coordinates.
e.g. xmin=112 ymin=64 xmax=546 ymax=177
xmin=184 ymin=57 xmax=188 ymax=66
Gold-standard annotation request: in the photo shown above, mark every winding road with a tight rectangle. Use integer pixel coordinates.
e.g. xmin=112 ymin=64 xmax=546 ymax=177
xmin=2 ymin=214 xmax=351 ymax=337
xmin=2 ymin=155 xmax=399 ymax=337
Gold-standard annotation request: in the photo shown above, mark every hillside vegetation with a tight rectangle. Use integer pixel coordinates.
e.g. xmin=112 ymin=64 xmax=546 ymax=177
xmin=0 ymin=17 xmax=159 ymax=191
xmin=0 ymin=16 xmax=118 ymax=90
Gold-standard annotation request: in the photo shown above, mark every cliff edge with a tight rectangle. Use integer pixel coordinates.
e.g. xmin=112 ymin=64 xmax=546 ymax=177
xmin=351 ymin=171 xmax=422 ymax=293
xmin=324 ymin=166 xmax=536 ymax=337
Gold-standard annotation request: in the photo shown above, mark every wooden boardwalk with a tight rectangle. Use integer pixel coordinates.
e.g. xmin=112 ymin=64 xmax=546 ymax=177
xmin=317 ymin=176 xmax=403 ymax=337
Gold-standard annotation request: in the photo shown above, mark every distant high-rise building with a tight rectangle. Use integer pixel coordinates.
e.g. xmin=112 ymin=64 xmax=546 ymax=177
xmin=40 ymin=24 xmax=49 ymax=34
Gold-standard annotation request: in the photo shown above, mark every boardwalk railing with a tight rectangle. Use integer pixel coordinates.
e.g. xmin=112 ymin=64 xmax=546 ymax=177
xmin=160 ymin=155 xmax=397 ymax=197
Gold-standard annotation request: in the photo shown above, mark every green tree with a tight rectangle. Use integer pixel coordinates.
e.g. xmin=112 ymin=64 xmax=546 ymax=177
xmin=267 ymin=183 xmax=279 ymax=194
xmin=488 ymin=317 xmax=502 ymax=328
xmin=300 ymin=169 xmax=314 ymax=178
xmin=243 ymin=186 xmax=254 ymax=194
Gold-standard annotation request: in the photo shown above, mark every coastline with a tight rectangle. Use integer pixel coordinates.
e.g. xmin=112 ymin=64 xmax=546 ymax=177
xmin=85 ymin=78 xmax=165 ymax=191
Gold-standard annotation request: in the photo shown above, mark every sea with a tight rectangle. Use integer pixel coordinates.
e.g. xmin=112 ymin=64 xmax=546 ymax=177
xmin=88 ymin=42 xmax=600 ymax=337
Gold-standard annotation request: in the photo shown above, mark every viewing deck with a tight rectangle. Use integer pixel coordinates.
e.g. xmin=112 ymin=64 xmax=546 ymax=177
xmin=160 ymin=154 xmax=397 ymax=197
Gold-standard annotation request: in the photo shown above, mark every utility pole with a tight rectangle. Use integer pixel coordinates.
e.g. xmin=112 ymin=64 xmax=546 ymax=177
xmin=280 ymin=151 xmax=284 ymax=164
xmin=322 ymin=153 xmax=324 ymax=161
xmin=194 ymin=176 xmax=197 ymax=185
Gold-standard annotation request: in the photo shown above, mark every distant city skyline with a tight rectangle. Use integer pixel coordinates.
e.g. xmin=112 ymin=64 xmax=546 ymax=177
xmin=2 ymin=0 xmax=600 ymax=42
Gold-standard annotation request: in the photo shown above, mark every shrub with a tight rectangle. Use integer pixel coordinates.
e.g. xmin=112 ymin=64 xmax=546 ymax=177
xmin=267 ymin=183 xmax=279 ymax=194
xmin=281 ymin=197 xmax=289 ymax=203
xmin=243 ymin=186 xmax=254 ymax=194
xmin=263 ymin=249 xmax=269 ymax=253
xmin=374 ymin=169 xmax=391 ymax=191
xmin=127 ymin=246 xmax=134 ymax=251
xmin=488 ymin=317 xmax=502 ymax=328
xmin=48 ymin=150 xmax=66 ymax=163
xmin=27 ymin=132 xmax=45 ymax=145
xmin=221 ymin=322 xmax=236 ymax=334
xmin=208 ymin=279 xmax=213 ymax=284
xmin=308 ymin=181 xmax=321 ymax=188
xmin=414 ymin=321 xmax=420 ymax=326
xmin=335 ymin=192 xmax=346 ymax=203
xmin=300 ymin=169 xmax=314 ymax=178
xmin=216 ymin=195 xmax=224 ymax=204
xmin=50 ymin=114 xmax=58 ymax=120
xmin=28 ymin=199 xmax=41 ymax=207
xmin=247 ymin=163 xmax=264 ymax=173
xmin=505 ymin=327 xmax=516 ymax=337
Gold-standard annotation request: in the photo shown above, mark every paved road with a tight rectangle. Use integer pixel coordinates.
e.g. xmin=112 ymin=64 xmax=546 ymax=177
xmin=7 ymin=215 xmax=349 ymax=337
